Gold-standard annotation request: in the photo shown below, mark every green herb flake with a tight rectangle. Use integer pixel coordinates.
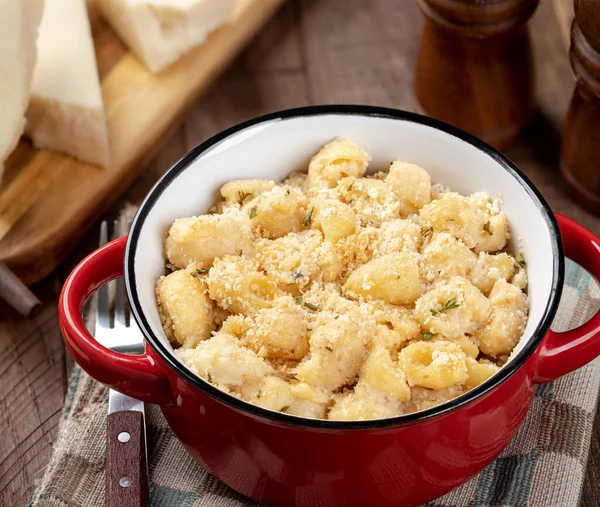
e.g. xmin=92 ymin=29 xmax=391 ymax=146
xmin=249 ymin=206 xmax=257 ymax=219
xmin=304 ymin=301 xmax=319 ymax=312
xmin=347 ymin=199 xmax=354 ymax=205
xmin=280 ymin=406 xmax=290 ymax=413
xmin=347 ymin=182 xmax=354 ymax=191
xmin=325 ymin=345 xmax=333 ymax=352
xmin=257 ymin=391 xmax=261 ymax=399
xmin=292 ymin=270 xmax=303 ymax=280
xmin=423 ymin=333 xmax=435 ymax=341
xmin=207 ymin=372 xmax=213 ymax=384
xmin=304 ymin=207 xmax=314 ymax=227
xmin=238 ymin=249 xmax=243 ymax=256
xmin=295 ymin=296 xmax=303 ymax=305
xmin=483 ymin=221 xmax=492 ymax=235
xmin=238 ymin=190 xmax=251 ymax=204
xmin=192 ymin=268 xmax=209 ymax=277
xmin=430 ymin=298 xmax=460 ymax=316
xmin=516 ymin=252 xmax=526 ymax=268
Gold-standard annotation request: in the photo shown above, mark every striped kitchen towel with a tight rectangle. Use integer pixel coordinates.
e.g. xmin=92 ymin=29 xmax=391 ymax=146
xmin=31 ymin=259 xmax=600 ymax=507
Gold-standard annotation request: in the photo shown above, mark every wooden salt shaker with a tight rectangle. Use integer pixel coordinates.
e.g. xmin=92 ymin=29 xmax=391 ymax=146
xmin=415 ymin=0 xmax=538 ymax=148
xmin=560 ymin=0 xmax=600 ymax=214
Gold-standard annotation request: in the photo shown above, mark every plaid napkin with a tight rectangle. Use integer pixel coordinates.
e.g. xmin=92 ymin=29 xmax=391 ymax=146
xmin=30 ymin=259 xmax=600 ymax=507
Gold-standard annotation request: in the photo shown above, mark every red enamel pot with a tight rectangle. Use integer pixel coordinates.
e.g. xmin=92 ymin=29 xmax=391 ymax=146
xmin=59 ymin=106 xmax=600 ymax=507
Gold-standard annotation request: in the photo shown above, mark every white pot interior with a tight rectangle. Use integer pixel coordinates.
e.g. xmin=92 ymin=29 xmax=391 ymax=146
xmin=129 ymin=111 xmax=558 ymax=382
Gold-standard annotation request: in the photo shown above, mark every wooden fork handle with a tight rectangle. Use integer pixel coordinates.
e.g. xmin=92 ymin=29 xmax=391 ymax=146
xmin=106 ymin=411 xmax=149 ymax=507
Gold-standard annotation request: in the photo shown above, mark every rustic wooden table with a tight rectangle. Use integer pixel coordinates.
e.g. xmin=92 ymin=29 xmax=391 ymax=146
xmin=0 ymin=1 xmax=598 ymax=506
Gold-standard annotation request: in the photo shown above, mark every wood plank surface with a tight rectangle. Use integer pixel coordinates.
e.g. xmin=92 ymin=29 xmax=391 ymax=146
xmin=0 ymin=1 xmax=598 ymax=506
xmin=0 ymin=0 xmax=284 ymax=287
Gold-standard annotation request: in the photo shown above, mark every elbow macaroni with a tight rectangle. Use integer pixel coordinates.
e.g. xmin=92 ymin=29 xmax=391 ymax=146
xmin=157 ymin=137 xmax=529 ymax=421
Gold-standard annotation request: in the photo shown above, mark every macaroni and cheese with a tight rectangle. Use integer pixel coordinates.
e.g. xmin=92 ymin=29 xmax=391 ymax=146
xmin=156 ymin=137 xmax=529 ymax=421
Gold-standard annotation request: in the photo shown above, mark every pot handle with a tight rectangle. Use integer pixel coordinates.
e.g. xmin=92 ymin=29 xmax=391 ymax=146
xmin=533 ymin=213 xmax=600 ymax=383
xmin=59 ymin=236 xmax=172 ymax=405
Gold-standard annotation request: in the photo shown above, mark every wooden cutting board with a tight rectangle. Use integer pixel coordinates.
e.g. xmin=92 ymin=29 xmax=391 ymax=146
xmin=0 ymin=0 xmax=285 ymax=286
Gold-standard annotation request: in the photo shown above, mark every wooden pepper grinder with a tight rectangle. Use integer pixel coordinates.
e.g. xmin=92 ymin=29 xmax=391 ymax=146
xmin=414 ymin=0 xmax=538 ymax=148
xmin=560 ymin=0 xmax=600 ymax=214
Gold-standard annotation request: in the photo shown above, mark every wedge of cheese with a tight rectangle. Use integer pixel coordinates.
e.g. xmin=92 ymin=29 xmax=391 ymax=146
xmin=26 ymin=0 xmax=110 ymax=167
xmin=96 ymin=0 xmax=237 ymax=73
xmin=0 ymin=0 xmax=45 ymax=178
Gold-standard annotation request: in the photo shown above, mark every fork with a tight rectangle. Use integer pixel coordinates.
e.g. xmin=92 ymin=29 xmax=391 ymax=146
xmin=96 ymin=220 xmax=149 ymax=507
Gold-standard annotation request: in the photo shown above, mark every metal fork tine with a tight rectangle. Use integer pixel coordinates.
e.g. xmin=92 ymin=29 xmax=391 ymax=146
xmin=95 ymin=219 xmax=143 ymax=354
xmin=112 ymin=220 xmax=128 ymax=328
xmin=95 ymin=221 xmax=111 ymax=334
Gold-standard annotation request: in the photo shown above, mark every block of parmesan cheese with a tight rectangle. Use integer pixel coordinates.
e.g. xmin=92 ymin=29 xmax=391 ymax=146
xmin=96 ymin=0 xmax=237 ymax=73
xmin=0 ymin=0 xmax=44 ymax=178
xmin=26 ymin=0 xmax=110 ymax=167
